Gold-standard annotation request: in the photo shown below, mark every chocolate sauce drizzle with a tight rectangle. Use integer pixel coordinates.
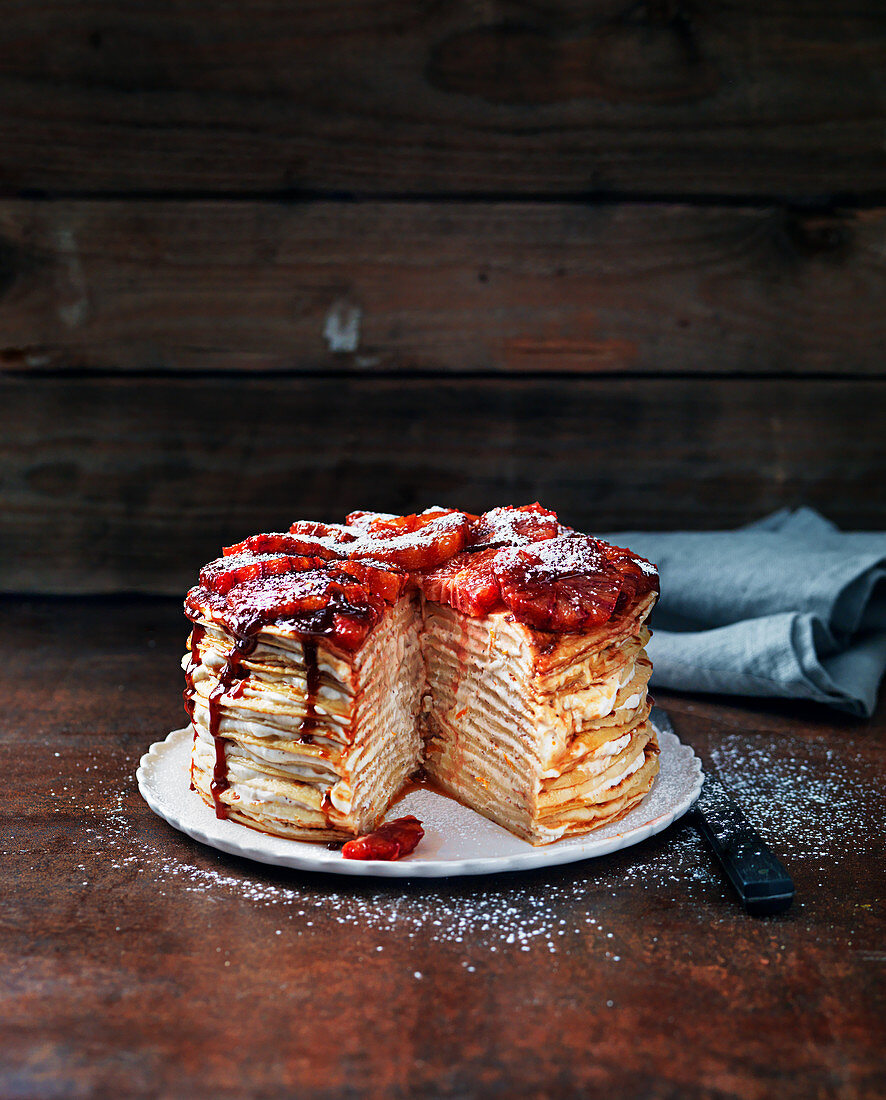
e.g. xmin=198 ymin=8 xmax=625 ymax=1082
xmin=206 ymin=628 xmax=259 ymax=818
xmin=183 ymin=618 xmax=260 ymax=819
xmin=185 ymin=617 xmax=322 ymax=816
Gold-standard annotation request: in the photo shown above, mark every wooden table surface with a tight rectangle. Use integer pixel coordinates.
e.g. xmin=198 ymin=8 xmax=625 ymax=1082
xmin=2 ymin=596 xmax=884 ymax=1100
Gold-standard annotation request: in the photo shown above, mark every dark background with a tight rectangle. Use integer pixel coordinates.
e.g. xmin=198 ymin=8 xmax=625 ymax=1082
xmin=2 ymin=10 xmax=886 ymax=1099
xmin=2 ymin=1 xmax=885 ymax=595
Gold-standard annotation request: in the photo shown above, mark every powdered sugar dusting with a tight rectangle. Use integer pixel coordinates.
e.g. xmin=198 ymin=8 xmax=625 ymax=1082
xmin=74 ymin=769 xmax=719 ymax=954
xmin=709 ymin=732 xmax=883 ymax=861
xmin=31 ymin=740 xmax=715 ymax=961
xmin=33 ymin=722 xmax=880 ymax=962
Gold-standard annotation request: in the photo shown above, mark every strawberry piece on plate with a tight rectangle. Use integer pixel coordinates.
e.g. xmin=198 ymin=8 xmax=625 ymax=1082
xmin=341 ymin=816 xmax=425 ymax=860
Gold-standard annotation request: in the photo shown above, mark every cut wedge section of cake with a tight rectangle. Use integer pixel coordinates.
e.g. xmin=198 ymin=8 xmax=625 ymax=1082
xmin=420 ymin=535 xmax=659 ymax=844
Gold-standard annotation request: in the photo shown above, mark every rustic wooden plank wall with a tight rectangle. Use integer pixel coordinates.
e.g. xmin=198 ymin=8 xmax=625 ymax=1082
xmin=1 ymin=1 xmax=884 ymax=593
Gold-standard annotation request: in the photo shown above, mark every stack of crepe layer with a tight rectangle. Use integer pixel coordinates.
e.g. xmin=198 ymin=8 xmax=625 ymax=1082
xmin=187 ymin=589 xmax=658 ymax=845
xmin=421 ymin=590 xmax=658 ymax=844
xmin=183 ymin=505 xmax=661 ymax=848
xmin=187 ymin=594 xmax=424 ymax=841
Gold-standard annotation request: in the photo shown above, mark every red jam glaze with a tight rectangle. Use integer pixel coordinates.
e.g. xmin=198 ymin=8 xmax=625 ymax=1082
xmin=341 ymin=816 xmax=425 ymax=860
xmin=421 ymin=547 xmax=502 ymax=616
xmin=421 ymin=530 xmax=659 ymax=632
xmin=465 ymin=503 xmax=563 ymax=550
xmin=186 ymin=504 xmax=658 ymax=652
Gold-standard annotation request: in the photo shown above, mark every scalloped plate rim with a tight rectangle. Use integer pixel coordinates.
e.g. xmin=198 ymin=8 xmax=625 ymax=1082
xmin=136 ymin=718 xmax=703 ymax=878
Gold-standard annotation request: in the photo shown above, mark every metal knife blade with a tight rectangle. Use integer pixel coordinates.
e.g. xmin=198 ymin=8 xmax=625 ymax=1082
xmin=651 ymin=706 xmax=795 ymax=916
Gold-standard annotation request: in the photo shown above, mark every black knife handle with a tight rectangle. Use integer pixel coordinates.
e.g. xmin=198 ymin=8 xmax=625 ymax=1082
xmin=651 ymin=707 xmax=794 ymax=916
xmin=690 ymin=776 xmax=794 ymax=916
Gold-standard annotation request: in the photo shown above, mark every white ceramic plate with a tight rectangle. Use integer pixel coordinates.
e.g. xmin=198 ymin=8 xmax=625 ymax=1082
xmin=137 ymin=719 xmax=703 ymax=878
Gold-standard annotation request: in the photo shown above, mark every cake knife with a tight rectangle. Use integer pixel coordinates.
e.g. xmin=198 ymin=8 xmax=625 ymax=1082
xmin=651 ymin=706 xmax=795 ymax=916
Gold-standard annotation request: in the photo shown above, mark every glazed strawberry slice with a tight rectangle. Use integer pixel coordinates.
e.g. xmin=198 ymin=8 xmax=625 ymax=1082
xmin=414 ymin=506 xmax=476 ymax=528
xmin=225 ymin=569 xmax=333 ymax=616
xmin=345 ymin=507 xmax=469 ymax=538
xmin=345 ymin=510 xmax=399 ymax=533
xmin=466 ymin=503 xmax=562 ymax=550
xmin=330 ymin=611 xmax=375 ymax=650
xmin=422 ymin=548 xmax=502 ymax=616
xmin=493 ymin=535 xmax=624 ymax=632
xmin=599 ymin=541 xmax=660 ymax=609
xmin=184 ymin=583 xmax=225 ymax=621
xmin=360 ymin=512 xmax=419 ymax=537
xmin=341 ymin=816 xmax=425 ymax=860
xmin=200 ymin=551 xmax=328 ymax=595
xmin=224 ymin=531 xmax=349 ymax=560
xmin=288 ymin=520 xmax=357 ymax=543
xmin=351 ymin=511 xmax=472 ymax=571
xmin=347 ymin=511 xmax=422 ymax=539
xmin=502 ymin=571 xmax=622 ymax=632
xmin=221 ymin=570 xmax=386 ymax=640
xmin=335 ymin=559 xmax=406 ymax=603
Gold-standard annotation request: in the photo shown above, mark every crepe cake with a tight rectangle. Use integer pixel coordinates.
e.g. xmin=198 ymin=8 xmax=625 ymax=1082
xmin=182 ymin=505 xmax=660 ymax=846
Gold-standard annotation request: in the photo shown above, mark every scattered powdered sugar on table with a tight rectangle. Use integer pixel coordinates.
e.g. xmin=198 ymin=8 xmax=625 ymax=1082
xmin=709 ymin=732 xmax=883 ymax=861
xmin=51 ymin=727 xmax=881 ymax=957
xmin=58 ymin=760 xmax=724 ymax=956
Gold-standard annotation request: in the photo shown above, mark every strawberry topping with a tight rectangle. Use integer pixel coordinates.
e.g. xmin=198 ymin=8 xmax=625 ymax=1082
xmin=422 ymin=531 xmax=658 ymax=632
xmin=466 ymin=503 xmax=562 ymax=550
xmin=224 ymin=530 xmax=351 ymax=559
xmin=341 ymin=816 xmax=425 ymax=860
xmin=186 ymin=504 xmax=658 ymax=648
xmin=348 ymin=511 xmax=472 ymax=570
xmin=493 ymin=536 xmax=624 ymax=631
xmin=200 ymin=551 xmax=330 ymax=596
xmin=421 ymin=548 xmax=502 ymax=616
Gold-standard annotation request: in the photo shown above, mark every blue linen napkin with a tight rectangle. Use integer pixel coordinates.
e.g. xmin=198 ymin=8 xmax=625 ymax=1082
xmin=605 ymin=509 xmax=886 ymax=717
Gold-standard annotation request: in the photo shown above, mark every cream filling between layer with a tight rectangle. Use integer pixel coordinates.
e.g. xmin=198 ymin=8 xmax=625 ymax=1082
xmin=604 ymin=749 xmax=646 ymax=790
xmin=541 ymin=731 xmax=633 ymax=779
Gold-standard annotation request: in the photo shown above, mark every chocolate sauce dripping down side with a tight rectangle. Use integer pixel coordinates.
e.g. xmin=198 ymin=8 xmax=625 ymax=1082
xmin=186 ymin=583 xmax=373 ymax=817
xmin=206 ymin=625 xmax=259 ymax=819
xmin=184 ymin=623 xmax=205 ymax=790
xmin=299 ymin=639 xmax=320 ymax=743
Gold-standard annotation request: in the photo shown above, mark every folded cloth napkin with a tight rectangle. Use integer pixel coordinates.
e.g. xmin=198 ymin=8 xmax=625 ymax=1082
xmin=606 ymin=509 xmax=886 ymax=716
